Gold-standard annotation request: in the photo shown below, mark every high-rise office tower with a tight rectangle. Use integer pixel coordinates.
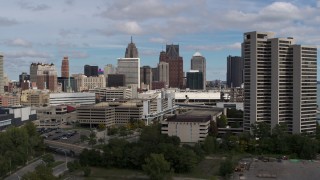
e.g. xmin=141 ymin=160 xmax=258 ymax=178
xmin=117 ymin=58 xmax=140 ymax=87
xmin=104 ymin=64 xmax=115 ymax=77
xmin=125 ymin=36 xmax=139 ymax=58
xmin=158 ymin=62 xmax=169 ymax=87
xmin=61 ymin=56 xmax=69 ymax=78
xmin=140 ymin=66 xmax=152 ymax=89
xmin=191 ymin=52 xmax=206 ymax=90
xmin=186 ymin=70 xmax=203 ymax=90
xmin=0 ymin=54 xmax=3 ymax=94
xmin=19 ymin=72 xmax=30 ymax=87
xmin=159 ymin=44 xmax=183 ymax=88
xmin=243 ymin=31 xmax=317 ymax=134
xmin=152 ymin=67 xmax=159 ymax=82
xmin=226 ymin=55 xmax=243 ymax=88
xmin=30 ymin=63 xmax=58 ymax=92
xmin=84 ymin=65 xmax=98 ymax=77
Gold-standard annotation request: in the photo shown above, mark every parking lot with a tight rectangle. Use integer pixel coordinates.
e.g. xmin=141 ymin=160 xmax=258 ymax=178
xmin=38 ymin=128 xmax=91 ymax=144
xmin=234 ymin=158 xmax=320 ymax=180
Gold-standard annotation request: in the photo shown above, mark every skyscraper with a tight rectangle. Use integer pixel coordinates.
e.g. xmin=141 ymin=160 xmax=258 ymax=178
xmin=226 ymin=55 xmax=243 ymax=88
xmin=186 ymin=70 xmax=203 ymax=90
xmin=0 ymin=54 xmax=3 ymax=94
xmin=30 ymin=63 xmax=58 ymax=92
xmin=117 ymin=58 xmax=140 ymax=87
xmin=84 ymin=65 xmax=98 ymax=77
xmin=191 ymin=52 xmax=206 ymax=89
xmin=159 ymin=44 xmax=183 ymax=88
xmin=158 ymin=62 xmax=169 ymax=87
xmin=140 ymin=66 xmax=152 ymax=89
xmin=61 ymin=56 xmax=69 ymax=78
xmin=243 ymin=31 xmax=317 ymax=134
xmin=125 ymin=36 xmax=139 ymax=58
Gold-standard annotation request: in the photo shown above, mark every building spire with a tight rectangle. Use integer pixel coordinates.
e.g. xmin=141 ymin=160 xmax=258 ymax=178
xmin=131 ymin=36 xmax=133 ymax=43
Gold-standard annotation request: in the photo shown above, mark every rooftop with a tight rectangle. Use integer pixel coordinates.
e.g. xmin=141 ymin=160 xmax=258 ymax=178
xmin=166 ymin=114 xmax=211 ymax=123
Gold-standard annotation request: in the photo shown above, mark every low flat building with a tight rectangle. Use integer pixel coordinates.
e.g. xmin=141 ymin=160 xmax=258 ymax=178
xmin=49 ymin=92 xmax=95 ymax=106
xmin=89 ymin=87 xmax=132 ymax=102
xmin=0 ymin=106 xmax=37 ymax=130
xmin=161 ymin=114 xmax=211 ymax=143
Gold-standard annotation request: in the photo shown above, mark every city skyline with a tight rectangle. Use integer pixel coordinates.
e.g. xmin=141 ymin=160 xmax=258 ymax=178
xmin=0 ymin=0 xmax=320 ymax=80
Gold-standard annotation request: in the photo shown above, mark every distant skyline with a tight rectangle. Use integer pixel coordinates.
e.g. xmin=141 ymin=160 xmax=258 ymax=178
xmin=0 ymin=0 xmax=319 ymax=81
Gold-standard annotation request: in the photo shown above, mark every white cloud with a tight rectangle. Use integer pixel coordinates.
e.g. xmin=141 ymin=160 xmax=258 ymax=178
xmin=5 ymin=38 xmax=32 ymax=47
xmin=19 ymin=2 xmax=50 ymax=11
xmin=4 ymin=50 xmax=50 ymax=59
xmin=149 ymin=37 xmax=167 ymax=43
xmin=120 ymin=21 xmax=143 ymax=35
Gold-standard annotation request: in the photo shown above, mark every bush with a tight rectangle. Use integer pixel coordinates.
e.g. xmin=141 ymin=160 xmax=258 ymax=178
xmin=83 ymin=166 xmax=91 ymax=177
xmin=219 ymin=158 xmax=234 ymax=177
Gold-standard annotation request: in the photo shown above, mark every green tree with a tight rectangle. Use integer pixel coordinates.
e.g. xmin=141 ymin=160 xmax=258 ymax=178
xmin=142 ymin=153 xmax=172 ymax=180
xmin=203 ymin=136 xmax=217 ymax=154
xmin=88 ymin=138 xmax=97 ymax=147
xmin=80 ymin=135 xmax=88 ymax=142
xmin=42 ymin=154 xmax=55 ymax=166
xmin=82 ymin=166 xmax=91 ymax=177
xmin=217 ymin=115 xmax=227 ymax=128
xmin=97 ymin=124 xmax=106 ymax=131
xmin=208 ymin=121 xmax=218 ymax=137
xmin=219 ymin=158 xmax=234 ymax=177
xmin=22 ymin=164 xmax=57 ymax=180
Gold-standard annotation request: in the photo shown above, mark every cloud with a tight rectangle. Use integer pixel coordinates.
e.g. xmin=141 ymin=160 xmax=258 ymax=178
xmin=149 ymin=37 xmax=167 ymax=43
xmin=98 ymin=21 xmax=143 ymax=36
xmin=65 ymin=0 xmax=75 ymax=6
xmin=5 ymin=38 xmax=32 ymax=47
xmin=19 ymin=2 xmax=50 ymax=11
xmin=0 ymin=17 xmax=18 ymax=27
xmin=185 ymin=42 xmax=241 ymax=51
xmin=4 ymin=50 xmax=51 ymax=59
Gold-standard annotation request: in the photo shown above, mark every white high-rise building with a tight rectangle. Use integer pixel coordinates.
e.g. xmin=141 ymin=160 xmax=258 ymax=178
xmin=117 ymin=58 xmax=140 ymax=87
xmin=0 ymin=54 xmax=3 ymax=94
xmin=243 ymin=31 xmax=317 ymax=134
xmin=104 ymin=64 xmax=115 ymax=77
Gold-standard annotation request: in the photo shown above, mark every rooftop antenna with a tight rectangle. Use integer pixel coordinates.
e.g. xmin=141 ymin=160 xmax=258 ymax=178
xmin=131 ymin=36 xmax=133 ymax=43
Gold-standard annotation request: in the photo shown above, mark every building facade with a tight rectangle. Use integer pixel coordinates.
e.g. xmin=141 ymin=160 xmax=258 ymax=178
xmin=140 ymin=66 xmax=152 ymax=90
xmin=243 ymin=31 xmax=317 ymax=134
xmin=227 ymin=55 xmax=243 ymax=88
xmin=30 ymin=63 xmax=58 ymax=92
xmin=49 ymin=92 xmax=95 ymax=106
xmin=191 ymin=52 xmax=206 ymax=90
xmin=0 ymin=54 xmax=3 ymax=95
xmin=107 ymin=74 xmax=126 ymax=87
xmin=84 ymin=65 xmax=98 ymax=77
xmin=125 ymin=37 xmax=139 ymax=58
xmin=186 ymin=71 xmax=203 ymax=90
xmin=158 ymin=62 xmax=169 ymax=87
xmin=77 ymin=104 xmax=115 ymax=127
xmin=117 ymin=58 xmax=140 ymax=87
xmin=159 ymin=44 xmax=184 ymax=89
xmin=61 ymin=56 xmax=69 ymax=78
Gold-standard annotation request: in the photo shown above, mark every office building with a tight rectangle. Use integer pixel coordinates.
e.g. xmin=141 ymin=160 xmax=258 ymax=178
xmin=191 ymin=52 xmax=206 ymax=89
xmin=158 ymin=62 xmax=169 ymax=87
xmin=77 ymin=104 xmax=115 ymax=127
xmin=227 ymin=56 xmax=243 ymax=88
xmin=20 ymin=89 xmax=49 ymax=107
xmin=30 ymin=63 xmax=58 ymax=92
xmin=125 ymin=37 xmax=139 ymax=58
xmin=61 ymin=56 xmax=69 ymax=78
xmin=19 ymin=72 xmax=30 ymax=87
xmin=89 ymin=87 xmax=132 ymax=101
xmin=84 ymin=65 xmax=98 ymax=77
xmin=159 ymin=44 xmax=184 ymax=88
xmin=161 ymin=114 xmax=211 ymax=143
xmin=107 ymin=74 xmax=126 ymax=87
xmin=186 ymin=70 xmax=203 ymax=90
xmin=57 ymin=77 xmax=77 ymax=92
xmin=117 ymin=58 xmax=140 ymax=87
xmin=0 ymin=54 xmax=4 ymax=94
xmin=140 ymin=66 xmax=152 ymax=90
xmin=243 ymin=31 xmax=317 ymax=134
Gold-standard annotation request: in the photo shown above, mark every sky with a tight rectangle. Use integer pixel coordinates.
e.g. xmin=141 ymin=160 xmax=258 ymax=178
xmin=1 ymin=0 xmax=320 ymax=81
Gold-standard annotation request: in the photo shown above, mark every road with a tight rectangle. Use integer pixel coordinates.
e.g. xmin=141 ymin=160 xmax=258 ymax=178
xmin=5 ymin=154 xmax=73 ymax=180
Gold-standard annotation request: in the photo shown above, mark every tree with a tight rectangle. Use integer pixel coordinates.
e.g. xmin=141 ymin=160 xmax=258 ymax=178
xmin=208 ymin=121 xmax=218 ymax=137
xmin=82 ymin=166 xmax=91 ymax=177
xmin=219 ymin=158 xmax=234 ymax=177
xmin=203 ymin=136 xmax=217 ymax=154
xmin=142 ymin=153 xmax=171 ymax=180
xmin=42 ymin=154 xmax=55 ymax=167
xmin=22 ymin=164 xmax=57 ymax=180
xmin=97 ymin=124 xmax=106 ymax=131
xmin=80 ymin=135 xmax=88 ymax=142
xmin=88 ymin=138 xmax=97 ymax=147
xmin=217 ymin=115 xmax=227 ymax=128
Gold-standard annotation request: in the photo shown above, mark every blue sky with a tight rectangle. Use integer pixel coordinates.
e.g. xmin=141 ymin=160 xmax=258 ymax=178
xmin=1 ymin=0 xmax=320 ymax=81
